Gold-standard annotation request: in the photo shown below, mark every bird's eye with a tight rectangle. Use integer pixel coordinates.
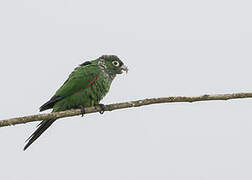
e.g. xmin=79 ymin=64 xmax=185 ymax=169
xmin=112 ymin=61 xmax=120 ymax=67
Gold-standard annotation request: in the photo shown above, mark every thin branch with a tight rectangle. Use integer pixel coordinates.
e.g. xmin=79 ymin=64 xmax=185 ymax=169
xmin=1 ymin=92 xmax=252 ymax=128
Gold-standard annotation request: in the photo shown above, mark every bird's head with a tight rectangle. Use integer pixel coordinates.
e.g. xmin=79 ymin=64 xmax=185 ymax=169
xmin=99 ymin=55 xmax=128 ymax=74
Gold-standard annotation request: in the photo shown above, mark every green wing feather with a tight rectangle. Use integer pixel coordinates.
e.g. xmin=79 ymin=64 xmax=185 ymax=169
xmin=39 ymin=62 xmax=100 ymax=112
xmin=54 ymin=63 xmax=100 ymax=99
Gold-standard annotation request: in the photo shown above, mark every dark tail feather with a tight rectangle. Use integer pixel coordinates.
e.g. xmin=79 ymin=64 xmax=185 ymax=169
xmin=23 ymin=119 xmax=56 ymax=151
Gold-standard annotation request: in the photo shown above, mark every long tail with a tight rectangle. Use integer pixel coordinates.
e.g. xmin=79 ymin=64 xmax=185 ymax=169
xmin=23 ymin=119 xmax=56 ymax=151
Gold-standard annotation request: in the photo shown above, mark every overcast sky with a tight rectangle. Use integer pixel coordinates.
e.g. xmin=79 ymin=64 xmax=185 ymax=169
xmin=1 ymin=0 xmax=252 ymax=180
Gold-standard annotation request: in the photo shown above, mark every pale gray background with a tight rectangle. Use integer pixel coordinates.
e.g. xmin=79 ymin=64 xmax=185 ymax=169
xmin=0 ymin=0 xmax=252 ymax=179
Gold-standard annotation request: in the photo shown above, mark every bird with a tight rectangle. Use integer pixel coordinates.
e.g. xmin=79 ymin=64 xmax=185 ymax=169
xmin=24 ymin=55 xmax=128 ymax=150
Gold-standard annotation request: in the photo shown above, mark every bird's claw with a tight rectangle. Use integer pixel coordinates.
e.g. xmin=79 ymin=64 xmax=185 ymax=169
xmin=79 ymin=105 xmax=86 ymax=117
xmin=98 ymin=104 xmax=106 ymax=114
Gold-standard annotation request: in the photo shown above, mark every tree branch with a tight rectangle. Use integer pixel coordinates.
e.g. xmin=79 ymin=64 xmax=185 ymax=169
xmin=1 ymin=92 xmax=252 ymax=128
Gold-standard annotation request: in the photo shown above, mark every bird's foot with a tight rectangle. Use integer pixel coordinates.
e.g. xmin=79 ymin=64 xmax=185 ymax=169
xmin=79 ymin=105 xmax=86 ymax=117
xmin=98 ymin=104 xmax=106 ymax=114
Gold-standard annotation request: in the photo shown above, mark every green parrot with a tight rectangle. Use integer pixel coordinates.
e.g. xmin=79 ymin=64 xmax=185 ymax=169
xmin=24 ymin=55 xmax=128 ymax=150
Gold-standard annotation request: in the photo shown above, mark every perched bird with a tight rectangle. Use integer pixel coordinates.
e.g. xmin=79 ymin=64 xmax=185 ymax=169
xmin=24 ymin=55 xmax=128 ymax=150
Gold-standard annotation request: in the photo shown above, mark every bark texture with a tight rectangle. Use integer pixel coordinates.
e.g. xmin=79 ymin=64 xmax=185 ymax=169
xmin=1 ymin=92 xmax=252 ymax=128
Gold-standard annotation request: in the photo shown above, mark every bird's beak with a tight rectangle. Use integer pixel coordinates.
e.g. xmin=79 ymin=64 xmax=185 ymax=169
xmin=120 ymin=64 xmax=128 ymax=74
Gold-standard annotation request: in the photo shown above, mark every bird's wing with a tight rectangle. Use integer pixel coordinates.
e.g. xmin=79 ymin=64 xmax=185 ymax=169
xmin=39 ymin=63 xmax=100 ymax=111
